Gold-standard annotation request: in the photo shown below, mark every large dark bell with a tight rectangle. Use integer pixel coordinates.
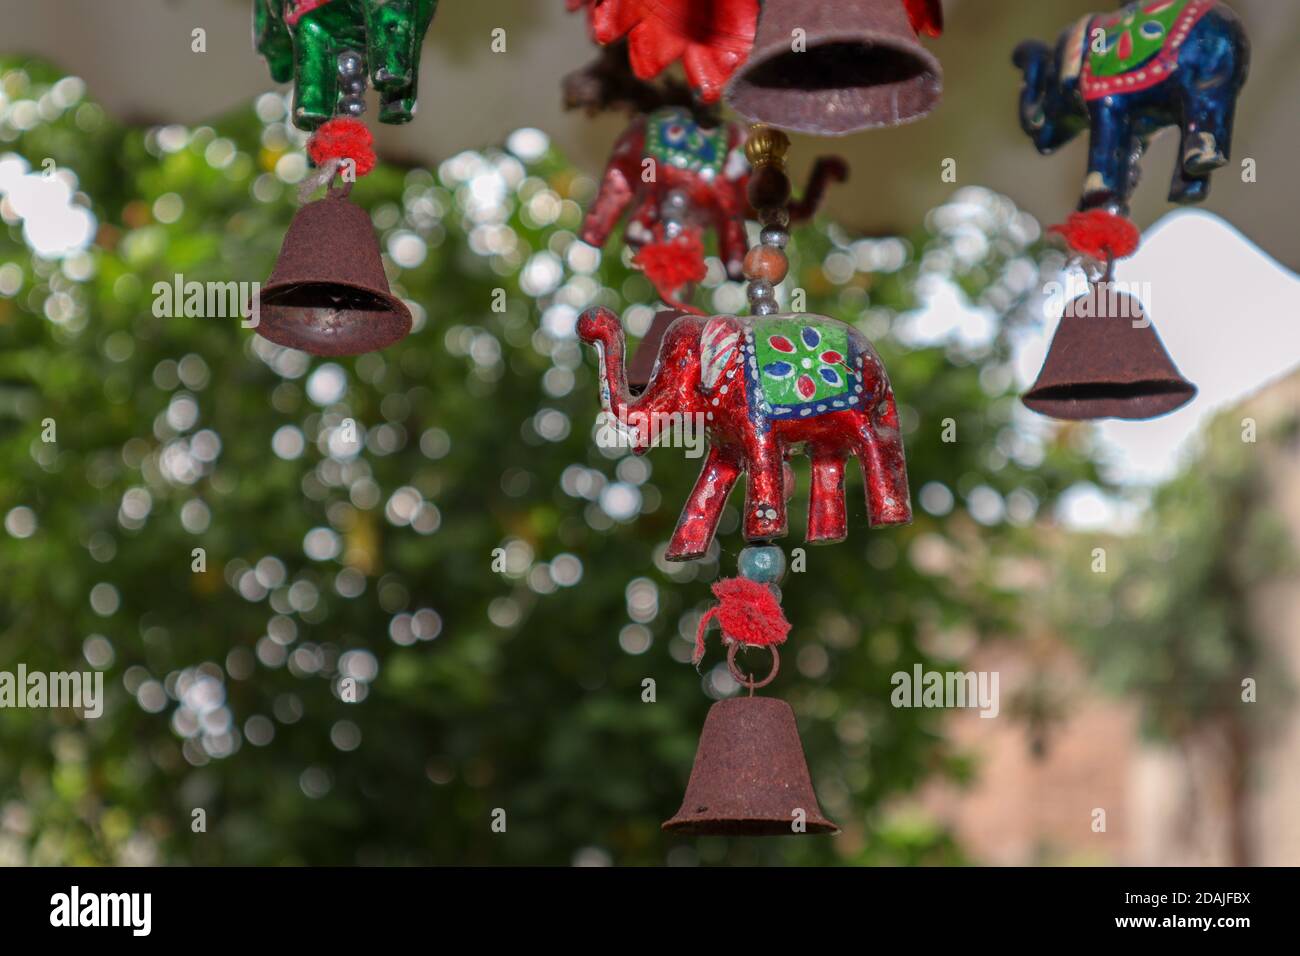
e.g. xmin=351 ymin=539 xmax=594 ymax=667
xmin=257 ymin=194 xmax=412 ymax=356
xmin=628 ymin=309 xmax=690 ymax=394
xmin=663 ymin=697 xmax=838 ymax=836
xmin=1023 ymin=287 xmax=1196 ymax=421
xmin=725 ymin=0 xmax=942 ymax=135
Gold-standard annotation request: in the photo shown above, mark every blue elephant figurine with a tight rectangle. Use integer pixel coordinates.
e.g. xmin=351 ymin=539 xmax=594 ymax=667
xmin=1013 ymin=0 xmax=1248 ymax=214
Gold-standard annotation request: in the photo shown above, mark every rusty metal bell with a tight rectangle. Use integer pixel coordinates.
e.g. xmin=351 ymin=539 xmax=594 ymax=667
xmin=663 ymin=696 xmax=838 ymax=836
xmin=1022 ymin=286 xmax=1196 ymax=421
xmin=256 ymin=192 xmax=411 ymax=356
xmin=725 ymin=0 xmax=942 ymax=136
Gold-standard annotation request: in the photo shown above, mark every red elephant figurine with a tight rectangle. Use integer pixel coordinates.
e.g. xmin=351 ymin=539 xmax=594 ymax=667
xmin=581 ymin=107 xmax=847 ymax=311
xmin=581 ymin=107 xmax=750 ymax=307
xmin=578 ymin=305 xmax=911 ymax=560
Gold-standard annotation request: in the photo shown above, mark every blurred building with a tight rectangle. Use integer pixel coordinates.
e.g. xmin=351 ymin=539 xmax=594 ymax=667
xmin=920 ymin=368 xmax=1300 ymax=865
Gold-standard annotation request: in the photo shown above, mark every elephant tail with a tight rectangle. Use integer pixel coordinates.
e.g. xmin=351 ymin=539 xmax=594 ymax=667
xmin=788 ymin=156 xmax=849 ymax=223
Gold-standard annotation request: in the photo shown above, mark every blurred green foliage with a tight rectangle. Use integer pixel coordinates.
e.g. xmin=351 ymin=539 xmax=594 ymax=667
xmin=1055 ymin=407 xmax=1298 ymax=741
xmin=0 ymin=58 xmax=1110 ymax=865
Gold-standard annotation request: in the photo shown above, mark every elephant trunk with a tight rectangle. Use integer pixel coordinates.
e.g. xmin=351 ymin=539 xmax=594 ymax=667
xmin=577 ymin=307 xmax=651 ymax=451
xmin=1013 ymin=40 xmax=1051 ymax=140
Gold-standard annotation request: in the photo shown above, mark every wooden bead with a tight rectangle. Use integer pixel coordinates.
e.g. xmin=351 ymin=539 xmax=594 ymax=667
xmin=743 ymin=245 xmax=789 ymax=284
xmin=747 ymin=164 xmax=791 ymax=211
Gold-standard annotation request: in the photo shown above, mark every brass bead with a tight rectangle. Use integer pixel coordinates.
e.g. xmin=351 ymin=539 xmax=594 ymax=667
xmin=744 ymin=125 xmax=790 ymax=169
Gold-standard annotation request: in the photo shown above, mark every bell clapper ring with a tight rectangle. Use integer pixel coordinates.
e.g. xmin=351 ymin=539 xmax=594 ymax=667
xmin=727 ymin=641 xmax=780 ymax=695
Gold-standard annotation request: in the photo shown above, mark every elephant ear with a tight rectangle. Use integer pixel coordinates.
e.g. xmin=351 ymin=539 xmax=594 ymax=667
xmin=700 ymin=316 xmax=741 ymax=392
xmin=1060 ymin=15 xmax=1090 ymax=84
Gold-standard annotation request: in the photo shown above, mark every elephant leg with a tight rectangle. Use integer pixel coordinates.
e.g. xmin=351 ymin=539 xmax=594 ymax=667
xmin=291 ymin=18 xmax=341 ymax=129
xmin=1181 ymin=89 xmax=1236 ymax=178
xmin=712 ymin=196 xmax=749 ymax=281
xmin=853 ymin=415 xmax=911 ymax=527
xmin=1079 ymin=104 xmax=1135 ymax=214
xmin=666 ymin=446 xmax=742 ymax=561
xmin=255 ymin=0 xmax=294 ymax=83
xmin=806 ymin=451 xmax=847 ymax=545
xmin=378 ymin=89 xmax=418 ymax=125
xmin=742 ymin=430 xmax=787 ymax=542
xmin=369 ymin=0 xmax=437 ymax=124
xmin=579 ymin=121 xmax=643 ymax=248
xmin=1169 ymin=126 xmax=1211 ymax=205
xmin=365 ymin=0 xmax=416 ymax=91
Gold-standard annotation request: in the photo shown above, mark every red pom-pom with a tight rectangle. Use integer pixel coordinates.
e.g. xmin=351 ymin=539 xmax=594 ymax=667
xmin=694 ymin=577 xmax=791 ymax=665
xmin=633 ymin=229 xmax=708 ymax=299
xmin=1049 ymin=210 xmax=1141 ymax=261
xmin=307 ymin=118 xmax=377 ymax=178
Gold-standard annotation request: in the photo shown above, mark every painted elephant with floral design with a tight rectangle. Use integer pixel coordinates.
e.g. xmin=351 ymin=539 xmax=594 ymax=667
xmin=255 ymin=0 xmax=438 ymax=129
xmin=578 ymin=306 xmax=911 ymax=561
xmin=582 ymin=107 xmax=846 ymax=309
xmin=1013 ymin=0 xmax=1248 ymax=213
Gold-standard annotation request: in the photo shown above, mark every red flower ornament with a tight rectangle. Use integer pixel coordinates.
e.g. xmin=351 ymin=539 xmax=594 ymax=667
xmin=585 ymin=0 xmax=760 ymax=103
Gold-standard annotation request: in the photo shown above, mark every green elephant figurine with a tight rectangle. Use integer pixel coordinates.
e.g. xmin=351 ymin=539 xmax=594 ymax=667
xmin=254 ymin=0 xmax=439 ymax=129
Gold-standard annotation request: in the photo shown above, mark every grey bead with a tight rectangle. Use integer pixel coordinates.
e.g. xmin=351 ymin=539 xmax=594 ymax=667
xmin=343 ymin=75 xmax=367 ymax=95
xmin=760 ymin=225 xmax=789 ymax=249
xmin=339 ymin=95 xmax=367 ymax=117
xmin=759 ymin=207 xmax=790 ymax=228
xmin=662 ymin=188 xmax=689 ymax=211
xmin=337 ymin=51 xmax=364 ymax=76
xmin=662 ymin=219 xmax=683 ymax=240
xmin=747 ymin=279 xmax=775 ymax=302
xmin=751 ymin=299 xmax=779 ymax=316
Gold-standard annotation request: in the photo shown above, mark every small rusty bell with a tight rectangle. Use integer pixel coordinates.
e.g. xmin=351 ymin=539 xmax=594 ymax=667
xmin=1022 ymin=286 xmax=1196 ymax=421
xmin=256 ymin=191 xmax=411 ymax=356
xmin=664 ymin=639 xmax=836 ymax=837
xmin=725 ymin=0 xmax=942 ymax=136
xmin=664 ymin=694 xmax=837 ymax=836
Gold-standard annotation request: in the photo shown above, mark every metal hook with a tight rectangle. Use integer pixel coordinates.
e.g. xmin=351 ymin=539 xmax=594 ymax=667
xmin=726 ymin=641 xmax=780 ymax=693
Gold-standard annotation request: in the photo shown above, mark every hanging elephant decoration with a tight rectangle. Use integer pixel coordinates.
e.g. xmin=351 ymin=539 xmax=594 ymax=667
xmin=255 ymin=0 xmax=439 ymax=129
xmin=582 ymin=108 xmax=848 ymax=302
xmin=582 ymin=107 xmax=751 ymax=313
xmin=578 ymin=127 xmax=912 ymax=836
xmin=576 ymin=305 xmax=911 ymax=560
xmin=581 ymin=108 xmax=846 ymax=388
xmin=1013 ymin=0 xmax=1248 ymax=214
xmin=1012 ymin=0 xmax=1249 ymax=421
xmin=252 ymin=2 xmax=427 ymax=355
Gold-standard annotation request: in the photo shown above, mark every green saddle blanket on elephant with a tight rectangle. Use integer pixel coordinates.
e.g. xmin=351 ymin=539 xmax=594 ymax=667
xmin=644 ymin=108 xmax=728 ymax=176
xmin=1081 ymin=0 xmax=1216 ymax=99
xmin=752 ymin=319 xmax=860 ymax=420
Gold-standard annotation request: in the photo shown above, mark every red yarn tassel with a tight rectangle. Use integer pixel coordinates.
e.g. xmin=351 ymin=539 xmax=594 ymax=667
xmin=307 ymin=117 xmax=377 ymax=178
xmin=1049 ymin=210 xmax=1141 ymax=262
xmin=693 ymin=577 xmax=791 ymax=666
xmin=634 ymin=228 xmax=708 ymax=312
